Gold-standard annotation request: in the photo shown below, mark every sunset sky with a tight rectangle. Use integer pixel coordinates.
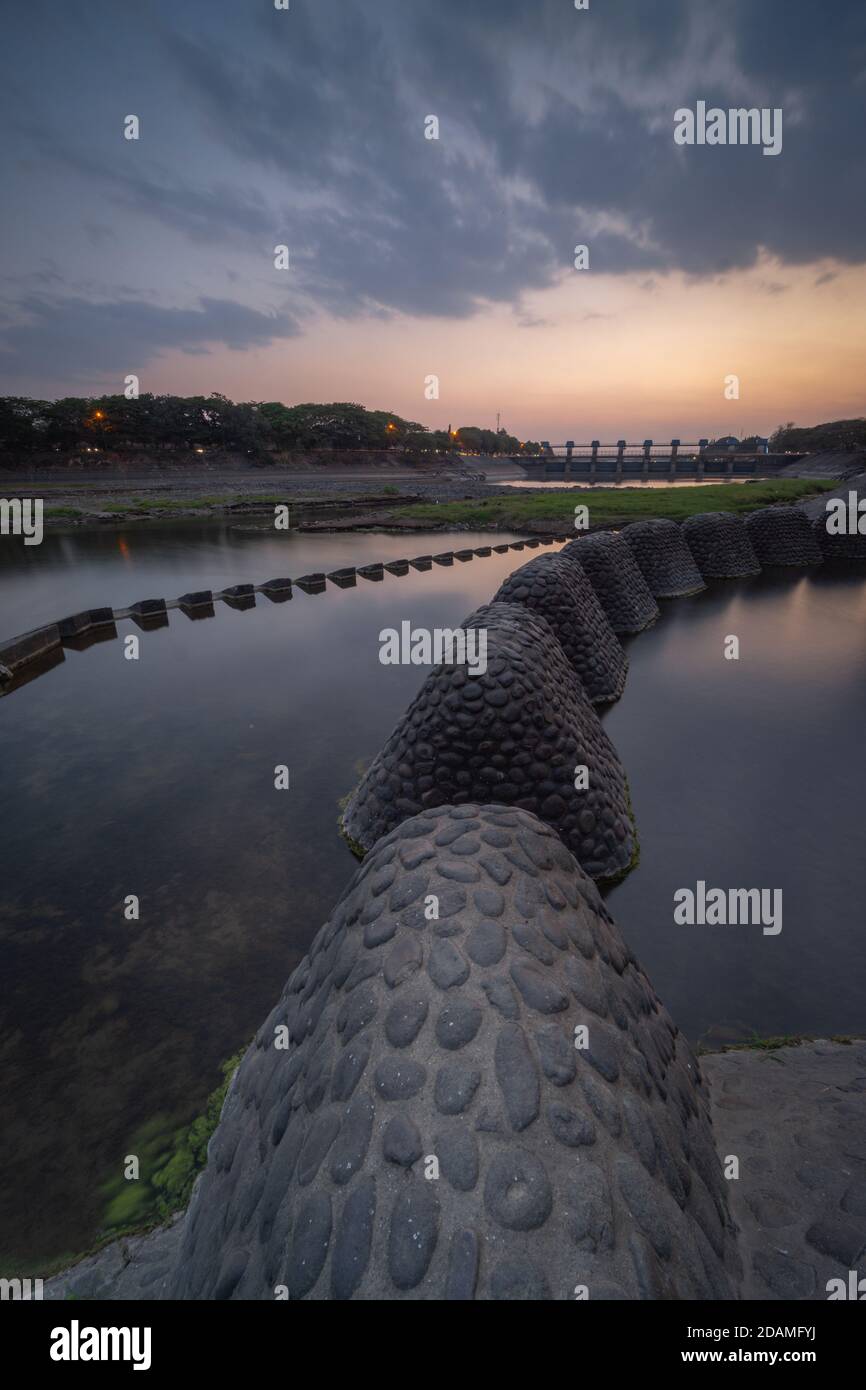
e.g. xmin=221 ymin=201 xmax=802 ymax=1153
xmin=2 ymin=0 xmax=865 ymax=441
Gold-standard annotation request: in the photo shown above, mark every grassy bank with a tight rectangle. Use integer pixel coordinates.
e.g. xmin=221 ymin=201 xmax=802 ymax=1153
xmin=392 ymin=479 xmax=836 ymax=531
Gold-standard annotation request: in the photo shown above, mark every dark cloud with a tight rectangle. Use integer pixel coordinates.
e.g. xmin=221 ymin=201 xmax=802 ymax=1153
xmin=1 ymin=0 xmax=864 ymax=383
xmin=0 ymin=295 xmax=299 ymax=378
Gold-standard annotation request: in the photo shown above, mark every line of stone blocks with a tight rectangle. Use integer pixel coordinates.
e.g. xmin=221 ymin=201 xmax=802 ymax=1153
xmin=681 ymin=512 xmax=761 ymax=580
xmin=342 ymin=601 xmax=635 ymax=883
xmin=167 ymin=806 xmax=741 ymax=1301
xmin=744 ymin=506 xmax=824 ymax=568
xmin=559 ymin=533 xmax=659 ymax=634
xmin=621 ymin=518 xmax=706 ymax=598
xmin=811 ymin=514 xmax=866 ymax=561
xmin=493 ymin=553 xmax=627 ymax=705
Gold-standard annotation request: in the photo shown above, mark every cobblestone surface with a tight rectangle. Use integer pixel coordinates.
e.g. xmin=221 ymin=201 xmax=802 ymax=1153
xmin=621 ymin=519 xmax=706 ymax=598
xmin=163 ymin=806 xmax=741 ymax=1300
xmin=811 ymin=514 xmax=866 ymax=561
xmin=704 ymin=1040 xmax=866 ymax=1301
xmin=47 ymin=1037 xmax=866 ymax=1302
xmin=493 ymin=553 xmax=627 ymax=704
xmin=681 ymin=511 xmax=762 ymax=580
xmin=744 ymin=506 xmax=824 ymax=568
xmin=560 ymin=533 xmax=659 ymax=634
xmin=342 ymin=603 xmax=635 ymax=881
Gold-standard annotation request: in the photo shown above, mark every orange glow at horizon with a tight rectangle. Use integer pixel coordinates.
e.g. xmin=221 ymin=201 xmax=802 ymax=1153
xmin=103 ymin=254 xmax=866 ymax=442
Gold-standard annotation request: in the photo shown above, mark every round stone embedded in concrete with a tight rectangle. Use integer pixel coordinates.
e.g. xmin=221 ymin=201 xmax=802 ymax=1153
xmin=621 ymin=519 xmax=706 ymax=598
xmin=744 ymin=506 xmax=824 ymax=568
xmin=166 ymin=806 xmax=741 ymax=1301
xmin=341 ymin=602 xmax=635 ymax=881
xmin=681 ymin=512 xmax=761 ymax=580
xmin=560 ymin=533 xmax=659 ymax=634
xmin=493 ymin=552 xmax=626 ymax=704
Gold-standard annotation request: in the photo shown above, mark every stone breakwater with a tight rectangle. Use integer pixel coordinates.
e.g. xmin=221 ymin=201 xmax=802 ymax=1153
xmin=745 ymin=506 xmax=825 ymax=568
xmin=493 ymin=552 xmax=627 ymax=704
xmin=681 ymin=512 xmax=761 ymax=580
xmin=342 ymin=602 xmax=636 ymax=882
xmin=28 ymin=503 xmax=866 ymax=1300
xmin=621 ymin=518 xmax=706 ymax=598
xmin=167 ymin=806 xmax=741 ymax=1301
xmin=560 ymin=533 xmax=659 ymax=635
xmin=812 ymin=514 xmax=866 ymax=562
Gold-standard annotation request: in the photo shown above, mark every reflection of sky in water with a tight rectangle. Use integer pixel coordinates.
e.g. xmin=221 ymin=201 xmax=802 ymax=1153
xmin=1 ymin=526 xmax=865 ymax=1266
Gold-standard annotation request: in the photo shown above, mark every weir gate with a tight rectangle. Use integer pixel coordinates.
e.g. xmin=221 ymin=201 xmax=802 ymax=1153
xmin=518 ymin=440 xmax=798 ymax=482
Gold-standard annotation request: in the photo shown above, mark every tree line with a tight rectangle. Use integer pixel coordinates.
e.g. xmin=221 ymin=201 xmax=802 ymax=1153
xmin=769 ymin=419 xmax=866 ymax=454
xmin=0 ymin=394 xmax=544 ymax=459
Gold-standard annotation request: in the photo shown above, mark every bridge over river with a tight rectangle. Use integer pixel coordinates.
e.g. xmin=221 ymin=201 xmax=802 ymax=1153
xmin=518 ymin=437 xmax=796 ymax=482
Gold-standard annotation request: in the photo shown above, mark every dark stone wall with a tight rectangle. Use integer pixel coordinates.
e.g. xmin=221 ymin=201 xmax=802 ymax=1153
xmin=560 ymin=533 xmax=659 ymax=634
xmin=493 ymin=553 xmax=627 ymax=704
xmin=621 ymin=519 xmax=706 ymax=598
xmin=167 ymin=806 xmax=741 ymax=1301
xmin=744 ymin=506 xmax=824 ymax=567
xmin=681 ymin=512 xmax=761 ymax=580
xmin=342 ymin=602 xmax=635 ymax=882
xmin=811 ymin=514 xmax=866 ymax=561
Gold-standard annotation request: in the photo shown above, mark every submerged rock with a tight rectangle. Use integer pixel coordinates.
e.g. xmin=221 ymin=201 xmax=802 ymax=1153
xmin=493 ymin=553 xmax=627 ymax=704
xmin=621 ymin=519 xmax=706 ymax=598
xmin=341 ymin=601 xmax=635 ymax=881
xmin=744 ymin=506 xmax=824 ymax=568
xmin=560 ymin=533 xmax=659 ymax=634
xmin=681 ymin=512 xmax=761 ymax=580
xmin=167 ymin=806 xmax=741 ymax=1301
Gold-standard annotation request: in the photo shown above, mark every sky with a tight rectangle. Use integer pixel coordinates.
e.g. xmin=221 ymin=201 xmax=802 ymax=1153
xmin=1 ymin=0 xmax=865 ymax=441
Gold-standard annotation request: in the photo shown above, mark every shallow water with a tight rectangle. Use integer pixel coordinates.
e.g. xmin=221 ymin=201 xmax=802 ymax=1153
xmin=1 ymin=524 xmax=864 ymax=1267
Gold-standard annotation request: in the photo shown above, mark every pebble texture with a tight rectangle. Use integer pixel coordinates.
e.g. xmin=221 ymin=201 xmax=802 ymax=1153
xmin=166 ymin=806 xmax=741 ymax=1301
xmin=621 ymin=519 xmax=706 ymax=598
xmin=492 ymin=553 xmax=627 ymax=704
xmin=744 ymin=506 xmax=824 ymax=568
xmin=705 ymin=1039 xmax=866 ymax=1301
xmin=341 ymin=602 xmax=635 ymax=882
xmin=560 ymin=533 xmax=659 ymax=634
xmin=681 ymin=512 xmax=762 ymax=580
xmin=811 ymin=514 xmax=866 ymax=562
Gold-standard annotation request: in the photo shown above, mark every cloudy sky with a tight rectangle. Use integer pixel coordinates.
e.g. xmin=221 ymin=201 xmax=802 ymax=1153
xmin=1 ymin=0 xmax=865 ymax=439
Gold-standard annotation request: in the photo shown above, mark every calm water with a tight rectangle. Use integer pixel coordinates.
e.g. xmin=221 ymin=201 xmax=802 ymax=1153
xmin=1 ymin=524 xmax=865 ymax=1267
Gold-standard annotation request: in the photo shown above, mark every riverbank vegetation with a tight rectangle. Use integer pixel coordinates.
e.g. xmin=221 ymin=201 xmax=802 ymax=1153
xmin=0 ymin=394 xmax=543 ymax=461
xmin=393 ymin=479 xmax=836 ymax=530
